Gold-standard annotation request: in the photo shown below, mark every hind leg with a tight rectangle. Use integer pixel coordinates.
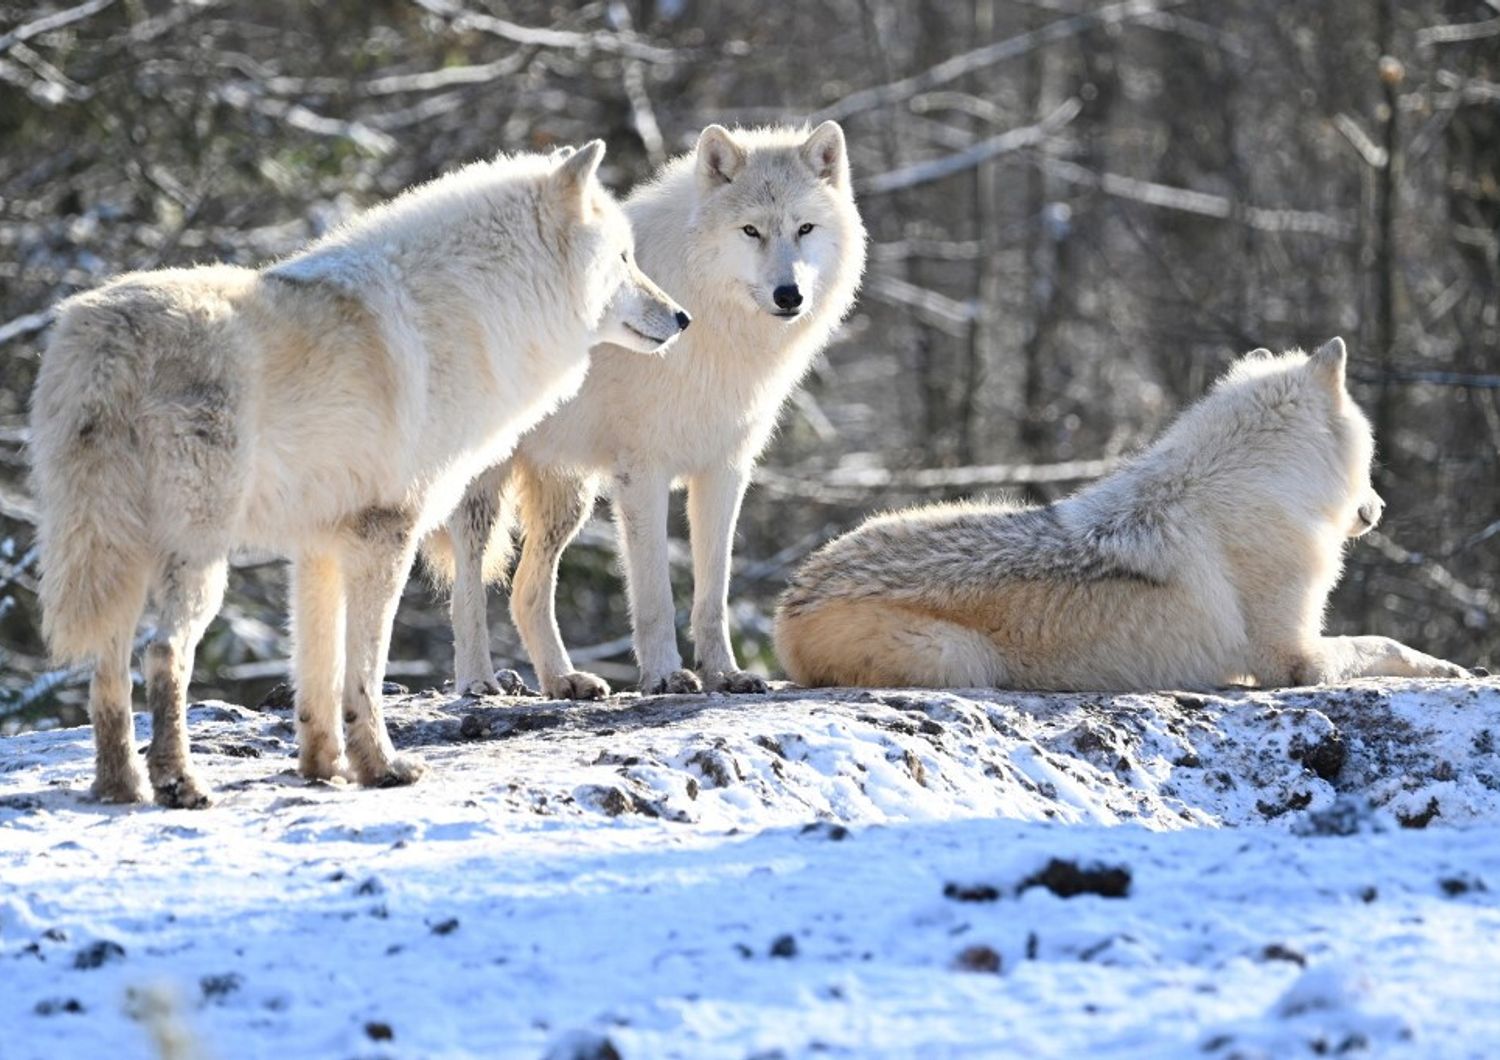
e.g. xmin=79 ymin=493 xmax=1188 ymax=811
xmin=449 ymin=461 xmax=513 ymax=696
xmin=512 ymin=465 xmax=609 ymax=700
xmin=88 ymin=633 xmax=147 ymax=804
xmin=144 ymin=555 xmax=227 ymax=808
xmin=340 ymin=510 xmax=425 ymax=786
xmin=777 ymin=599 xmax=1005 ymax=689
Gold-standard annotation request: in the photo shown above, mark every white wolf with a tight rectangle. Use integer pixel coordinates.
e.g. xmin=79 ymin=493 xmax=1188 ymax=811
xmin=429 ymin=122 xmax=867 ymax=698
xmin=775 ymin=339 xmax=1469 ymax=691
xmin=29 ymin=141 xmax=688 ymax=807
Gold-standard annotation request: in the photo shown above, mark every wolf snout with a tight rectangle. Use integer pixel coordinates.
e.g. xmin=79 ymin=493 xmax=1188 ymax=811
xmin=675 ymin=310 xmax=691 ymax=332
xmin=772 ymin=284 xmax=803 ymax=314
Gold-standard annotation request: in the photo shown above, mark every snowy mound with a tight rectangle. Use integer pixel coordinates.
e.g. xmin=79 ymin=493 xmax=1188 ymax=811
xmin=4 ymin=678 xmax=1499 ymax=1058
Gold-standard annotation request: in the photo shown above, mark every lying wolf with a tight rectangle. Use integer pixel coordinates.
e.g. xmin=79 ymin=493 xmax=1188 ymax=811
xmin=427 ymin=122 xmax=867 ymax=698
xmin=775 ymin=339 xmax=1468 ymax=691
xmin=30 ymin=142 xmax=688 ymax=806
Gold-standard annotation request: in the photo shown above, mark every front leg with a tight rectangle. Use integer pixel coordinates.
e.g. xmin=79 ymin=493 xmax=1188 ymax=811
xmin=614 ymin=468 xmax=699 ymax=695
xmin=1293 ymin=635 xmax=1469 ymax=684
xmin=340 ymin=509 xmax=427 ymax=787
xmin=687 ymin=463 xmax=767 ymax=693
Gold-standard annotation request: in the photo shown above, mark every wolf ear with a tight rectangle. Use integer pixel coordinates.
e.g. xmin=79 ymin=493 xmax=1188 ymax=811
xmin=550 ymin=144 xmax=577 ymax=162
xmin=1308 ymin=336 xmax=1348 ymax=391
xmin=553 ymin=139 xmax=605 ymax=209
xmin=696 ymin=125 xmax=745 ymax=189
xmin=800 ymin=120 xmax=848 ymax=188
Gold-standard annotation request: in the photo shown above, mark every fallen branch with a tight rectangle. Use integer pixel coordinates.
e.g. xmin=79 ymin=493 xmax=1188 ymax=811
xmin=754 ymin=458 xmax=1118 ymax=499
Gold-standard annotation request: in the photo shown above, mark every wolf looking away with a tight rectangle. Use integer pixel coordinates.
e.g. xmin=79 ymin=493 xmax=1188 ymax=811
xmin=29 ymin=142 xmax=688 ymax=807
xmin=428 ymin=122 xmax=867 ymax=698
xmin=776 ymin=339 xmax=1470 ymax=691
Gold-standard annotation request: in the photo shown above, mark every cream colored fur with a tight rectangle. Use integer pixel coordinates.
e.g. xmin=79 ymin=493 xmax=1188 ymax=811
xmin=775 ymin=339 xmax=1469 ymax=691
xmin=430 ymin=122 xmax=867 ymax=698
xmin=29 ymin=141 xmax=688 ymax=806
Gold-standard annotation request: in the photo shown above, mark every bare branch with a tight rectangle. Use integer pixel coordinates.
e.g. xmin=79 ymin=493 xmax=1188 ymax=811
xmin=860 ymin=98 xmax=1082 ymax=195
xmin=811 ymin=0 xmax=1185 ymax=123
xmin=1364 ymin=531 xmax=1498 ymax=617
xmin=1417 ymin=16 xmax=1500 ymax=47
xmin=1334 ymin=112 xmax=1389 ymax=168
xmin=0 ymin=309 xmax=55 ymax=349
xmin=1037 ymin=156 xmax=1356 ymax=238
xmin=0 ymin=0 xmax=118 ymax=56
xmin=410 ymin=0 xmax=680 ymax=64
xmin=862 ymin=274 xmax=978 ymax=338
xmin=214 ymin=84 xmax=397 ymax=156
xmin=607 ymin=1 xmax=666 ymax=166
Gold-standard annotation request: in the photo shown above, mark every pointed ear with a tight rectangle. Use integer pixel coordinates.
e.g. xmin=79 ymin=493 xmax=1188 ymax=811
xmin=1308 ymin=336 xmax=1347 ymax=390
xmin=800 ymin=120 xmax=848 ymax=188
xmin=553 ymin=139 xmax=604 ymax=209
xmin=1243 ymin=347 xmax=1273 ymax=361
xmin=696 ymin=125 xmax=745 ymax=189
xmin=550 ymin=144 xmax=577 ymax=162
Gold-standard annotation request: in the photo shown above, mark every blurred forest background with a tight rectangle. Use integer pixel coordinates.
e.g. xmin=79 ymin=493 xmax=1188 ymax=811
xmin=2 ymin=0 xmax=1497 ymax=730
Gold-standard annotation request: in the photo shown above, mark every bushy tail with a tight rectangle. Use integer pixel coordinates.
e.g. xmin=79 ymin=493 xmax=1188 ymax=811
xmin=30 ymin=303 xmax=153 ymax=663
xmin=419 ymin=462 xmax=518 ymax=589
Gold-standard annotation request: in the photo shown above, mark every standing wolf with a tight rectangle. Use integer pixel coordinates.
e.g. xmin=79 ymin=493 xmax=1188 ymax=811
xmin=776 ymin=339 xmax=1469 ymax=691
xmin=30 ymin=142 xmax=689 ymax=807
xmin=430 ymin=122 xmax=866 ymax=698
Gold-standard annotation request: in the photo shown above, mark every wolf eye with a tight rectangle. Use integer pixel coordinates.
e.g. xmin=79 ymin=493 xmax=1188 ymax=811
xmin=798 ymin=223 xmax=815 ymax=236
xmin=741 ymin=224 xmax=761 ymax=239
xmin=620 ymin=251 xmax=628 ymax=262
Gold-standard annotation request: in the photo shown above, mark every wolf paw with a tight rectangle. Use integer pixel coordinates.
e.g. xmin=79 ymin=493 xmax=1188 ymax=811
xmin=458 ymin=674 xmax=502 ymax=697
xmin=152 ymin=772 xmax=213 ymax=810
xmin=91 ymin=773 xmax=148 ymax=805
xmin=364 ymin=753 xmax=428 ymax=788
xmin=298 ymin=748 xmax=344 ymax=783
xmin=642 ymin=669 xmax=704 ymax=696
xmin=702 ymin=669 xmax=770 ymax=694
xmin=543 ymin=671 xmax=611 ymax=700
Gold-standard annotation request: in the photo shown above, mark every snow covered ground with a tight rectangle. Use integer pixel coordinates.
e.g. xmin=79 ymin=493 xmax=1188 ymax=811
xmin=3 ymin=677 xmax=1499 ymax=1059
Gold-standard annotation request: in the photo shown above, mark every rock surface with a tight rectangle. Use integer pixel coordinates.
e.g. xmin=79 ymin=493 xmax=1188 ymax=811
xmin=3 ymin=678 xmax=1499 ymax=1058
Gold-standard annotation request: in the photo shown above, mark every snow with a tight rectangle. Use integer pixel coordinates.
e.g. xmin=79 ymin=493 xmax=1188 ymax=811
xmin=3 ymin=678 xmax=1499 ymax=1058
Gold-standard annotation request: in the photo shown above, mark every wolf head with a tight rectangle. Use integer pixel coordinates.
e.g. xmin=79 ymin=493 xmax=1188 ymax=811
xmin=688 ymin=121 xmax=862 ymax=321
xmin=1212 ymin=336 xmax=1381 ymax=540
xmin=549 ymin=141 xmax=690 ymax=354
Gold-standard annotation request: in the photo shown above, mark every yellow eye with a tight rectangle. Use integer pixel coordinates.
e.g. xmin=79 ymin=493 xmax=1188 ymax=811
xmin=798 ymin=223 xmax=814 ymax=236
xmin=741 ymin=224 xmax=760 ymax=239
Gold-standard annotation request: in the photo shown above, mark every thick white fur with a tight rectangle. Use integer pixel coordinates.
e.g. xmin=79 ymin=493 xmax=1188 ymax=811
xmin=29 ymin=142 xmax=687 ymax=806
xmin=775 ymin=339 xmax=1469 ymax=691
xmin=433 ymin=122 xmax=868 ymax=698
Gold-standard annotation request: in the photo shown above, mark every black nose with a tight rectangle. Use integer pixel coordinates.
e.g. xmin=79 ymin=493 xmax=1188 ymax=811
xmin=773 ymin=285 xmax=803 ymax=311
xmin=675 ymin=310 xmax=691 ymax=331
